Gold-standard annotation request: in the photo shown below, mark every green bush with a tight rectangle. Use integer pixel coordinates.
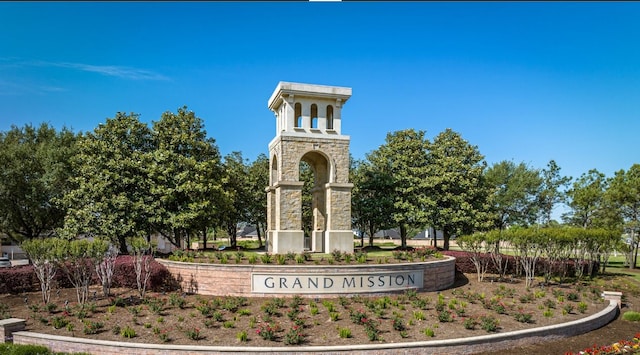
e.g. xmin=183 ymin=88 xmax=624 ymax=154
xmin=622 ymin=311 xmax=640 ymax=322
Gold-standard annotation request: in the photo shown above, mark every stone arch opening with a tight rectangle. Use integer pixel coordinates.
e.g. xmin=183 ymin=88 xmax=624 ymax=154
xmin=299 ymin=151 xmax=330 ymax=250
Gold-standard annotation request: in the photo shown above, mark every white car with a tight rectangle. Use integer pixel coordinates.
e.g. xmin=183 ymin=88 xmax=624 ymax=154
xmin=0 ymin=257 xmax=11 ymax=268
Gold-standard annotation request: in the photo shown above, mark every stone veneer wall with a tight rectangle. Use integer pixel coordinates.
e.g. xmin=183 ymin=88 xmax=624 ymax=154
xmin=12 ymin=299 xmax=619 ymax=355
xmin=156 ymin=256 xmax=456 ymax=297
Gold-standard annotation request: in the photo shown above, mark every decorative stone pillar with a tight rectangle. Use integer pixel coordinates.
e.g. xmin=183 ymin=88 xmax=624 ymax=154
xmin=266 ymin=82 xmax=353 ymax=254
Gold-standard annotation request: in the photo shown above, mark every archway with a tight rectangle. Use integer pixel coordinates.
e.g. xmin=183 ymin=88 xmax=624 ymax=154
xmin=300 ymin=151 xmax=330 ymax=251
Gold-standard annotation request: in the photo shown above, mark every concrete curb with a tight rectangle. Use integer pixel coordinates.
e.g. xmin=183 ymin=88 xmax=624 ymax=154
xmin=12 ymin=299 xmax=619 ymax=355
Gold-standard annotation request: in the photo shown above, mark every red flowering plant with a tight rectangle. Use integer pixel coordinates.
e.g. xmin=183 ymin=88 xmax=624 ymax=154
xmin=564 ymin=332 xmax=640 ymax=355
xmin=256 ymin=322 xmax=278 ymax=341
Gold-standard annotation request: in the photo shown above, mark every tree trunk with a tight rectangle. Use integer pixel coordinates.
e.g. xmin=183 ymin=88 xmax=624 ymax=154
xmin=257 ymin=223 xmax=263 ymax=248
xmin=400 ymin=224 xmax=407 ymax=249
xmin=443 ymin=227 xmax=450 ymax=251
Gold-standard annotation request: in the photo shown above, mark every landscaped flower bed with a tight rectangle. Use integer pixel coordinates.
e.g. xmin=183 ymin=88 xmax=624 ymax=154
xmin=0 ymin=272 xmax=614 ymax=347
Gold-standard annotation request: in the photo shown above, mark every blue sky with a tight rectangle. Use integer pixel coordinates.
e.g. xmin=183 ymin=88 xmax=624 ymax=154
xmin=1 ymin=1 xmax=639 ymax=186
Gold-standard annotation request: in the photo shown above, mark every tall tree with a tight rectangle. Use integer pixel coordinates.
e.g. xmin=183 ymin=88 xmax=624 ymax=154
xmin=247 ymin=154 xmax=269 ymax=248
xmin=221 ymin=151 xmax=251 ymax=248
xmin=59 ymin=113 xmax=153 ymax=253
xmin=537 ymin=160 xmax=572 ymax=225
xmin=0 ymin=123 xmax=77 ymax=242
xmin=425 ymin=129 xmax=490 ymax=250
xmin=606 ymin=164 xmax=640 ymax=269
xmin=484 ymin=160 xmax=542 ymax=230
xmin=351 ymin=158 xmax=395 ymax=247
xmin=148 ymin=106 xmax=225 ymax=249
xmin=563 ymin=169 xmax=608 ymax=228
xmin=366 ymin=129 xmax=430 ymax=248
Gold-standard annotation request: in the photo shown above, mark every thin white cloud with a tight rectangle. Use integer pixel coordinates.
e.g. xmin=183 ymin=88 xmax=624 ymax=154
xmin=52 ymin=62 xmax=171 ymax=81
xmin=0 ymin=58 xmax=170 ymax=81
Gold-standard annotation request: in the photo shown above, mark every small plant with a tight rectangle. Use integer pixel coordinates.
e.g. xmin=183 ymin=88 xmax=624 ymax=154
xmin=66 ymin=322 xmax=75 ymax=333
xmin=51 ymin=316 xmax=69 ymax=329
xmin=514 ymin=309 xmax=534 ymax=323
xmin=543 ymin=298 xmax=556 ymax=309
xmin=338 ymin=327 xmax=352 ymax=338
xmin=413 ymin=310 xmax=426 ymax=321
xmin=543 ymin=308 xmax=554 ymax=318
xmin=223 ymin=320 xmax=235 ymax=329
xmin=275 ymin=254 xmax=287 ymax=265
xmin=391 ymin=316 xmax=406 ymax=331
xmin=169 ymin=293 xmax=187 ymax=309
xmin=256 ymin=322 xmax=277 ymax=341
xmin=284 ymin=325 xmax=305 ymax=345
xmin=577 ymin=301 xmax=588 ymax=313
xmin=562 ymin=303 xmax=575 ymax=315
xmin=45 ymin=303 xmax=58 ymax=313
xmin=567 ymin=292 xmax=580 ymax=302
xmin=424 ymin=327 xmax=435 ymax=337
xmin=329 ymin=312 xmax=340 ymax=322
xmin=236 ymin=330 xmax=249 ymax=342
xmin=185 ymin=327 xmax=203 ymax=340
xmin=480 ymin=315 xmax=499 ymax=332
xmin=622 ymin=311 xmax=640 ymax=322
xmin=438 ymin=310 xmax=453 ymax=323
xmin=248 ymin=254 xmax=258 ymax=264
xmin=120 ymin=325 xmax=137 ymax=338
xmin=83 ymin=320 xmax=104 ymax=335
xmin=260 ymin=253 xmax=273 ymax=264
xmin=463 ymin=317 xmax=479 ymax=330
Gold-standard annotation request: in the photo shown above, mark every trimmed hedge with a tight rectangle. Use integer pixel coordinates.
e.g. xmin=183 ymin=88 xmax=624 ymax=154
xmin=0 ymin=256 xmax=178 ymax=295
xmin=442 ymin=250 xmax=599 ymax=278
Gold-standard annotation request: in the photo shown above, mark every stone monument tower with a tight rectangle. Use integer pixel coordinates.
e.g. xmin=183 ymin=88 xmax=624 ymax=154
xmin=266 ymin=82 xmax=353 ymax=254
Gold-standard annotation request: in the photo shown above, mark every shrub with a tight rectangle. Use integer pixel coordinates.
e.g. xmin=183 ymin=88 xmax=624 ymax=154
xmin=622 ymin=311 xmax=640 ymax=322
xmin=236 ymin=330 xmax=248 ymax=342
xmin=111 ymin=256 xmax=178 ymax=292
xmin=480 ymin=315 xmax=499 ymax=332
xmin=463 ymin=317 xmax=479 ymax=330
xmin=283 ymin=326 xmax=305 ymax=345
xmin=424 ymin=327 xmax=435 ymax=337
xmin=120 ymin=325 xmax=136 ymax=338
xmin=338 ymin=327 xmax=352 ymax=338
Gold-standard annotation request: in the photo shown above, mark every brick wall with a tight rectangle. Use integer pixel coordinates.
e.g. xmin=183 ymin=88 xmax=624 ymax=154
xmin=157 ymin=256 xmax=456 ymax=297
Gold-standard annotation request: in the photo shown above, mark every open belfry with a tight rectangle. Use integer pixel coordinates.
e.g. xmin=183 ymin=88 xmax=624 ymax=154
xmin=266 ymin=82 xmax=354 ymax=254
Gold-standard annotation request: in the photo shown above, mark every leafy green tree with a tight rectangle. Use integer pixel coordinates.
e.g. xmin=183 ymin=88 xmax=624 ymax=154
xmin=0 ymin=123 xmax=77 ymax=242
xmin=246 ymin=154 xmax=269 ymax=248
xmin=221 ymin=151 xmax=251 ymax=248
xmin=148 ymin=106 xmax=225 ymax=249
xmin=21 ymin=238 xmax=62 ymax=304
xmin=457 ymin=232 xmax=492 ymax=282
xmin=53 ymin=238 xmax=110 ymax=307
xmin=351 ymin=158 xmax=394 ymax=247
xmin=563 ymin=169 xmax=608 ymax=228
xmin=129 ymin=236 xmax=154 ymax=298
xmin=484 ymin=160 xmax=541 ymax=230
xmin=537 ymin=160 xmax=572 ymax=225
xmin=606 ymin=164 xmax=640 ymax=268
xmin=59 ymin=113 xmax=153 ymax=253
xmin=366 ymin=129 xmax=430 ymax=248
xmin=425 ymin=129 xmax=490 ymax=250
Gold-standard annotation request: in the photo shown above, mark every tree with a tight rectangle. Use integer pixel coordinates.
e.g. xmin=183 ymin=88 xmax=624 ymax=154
xmin=148 ymin=106 xmax=225 ymax=249
xmin=366 ymin=129 xmax=430 ymax=248
xmin=351 ymin=158 xmax=395 ymax=247
xmin=53 ymin=238 xmax=110 ymax=307
xmin=0 ymin=123 xmax=77 ymax=242
xmin=221 ymin=152 xmax=250 ymax=248
xmin=299 ymin=161 xmax=314 ymax=241
xmin=59 ymin=113 xmax=153 ymax=253
xmin=563 ymin=169 xmax=608 ymax=228
xmin=246 ymin=154 xmax=269 ymax=248
xmin=425 ymin=129 xmax=490 ymax=250
xmin=457 ymin=232 xmax=491 ymax=282
xmin=21 ymin=238 xmax=62 ymax=304
xmin=129 ymin=236 xmax=154 ymax=299
xmin=537 ymin=160 xmax=572 ymax=225
xmin=95 ymin=243 xmax=119 ymax=297
xmin=484 ymin=160 xmax=541 ymax=230
xmin=606 ymin=164 xmax=640 ymax=269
